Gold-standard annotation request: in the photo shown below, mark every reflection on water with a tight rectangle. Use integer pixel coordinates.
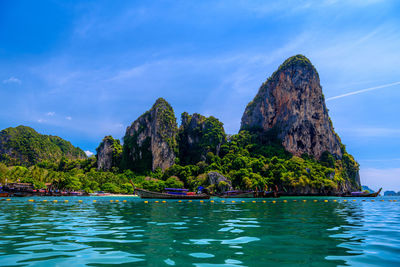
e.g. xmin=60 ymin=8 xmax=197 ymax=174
xmin=0 ymin=197 xmax=399 ymax=266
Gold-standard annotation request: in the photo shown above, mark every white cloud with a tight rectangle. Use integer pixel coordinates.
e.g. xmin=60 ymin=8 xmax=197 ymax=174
xmin=84 ymin=150 xmax=94 ymax=157
xmin=360 ymin=167 xmax=400 ymax=192
xmin=326 ymin=81 xmax=400 ymax=101
xmin=108 ymin=63 xmax=151 ymax=82
xmin=37 ymin=119 xmax=45 ymax=123
xmin=46 ymin=112 xmax=55 ymax=116
xmin=65 ymin=116 xmax=72 ymax=120
xmin=3 ymin=77 xmax=21 ymax=84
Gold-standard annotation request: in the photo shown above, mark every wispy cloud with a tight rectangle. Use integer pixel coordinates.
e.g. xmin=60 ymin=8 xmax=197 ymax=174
xmin=2 ymin=77 xmax=21 ymax=84
xmin=46 ymin=112 xmax=55 ymax=116
xmin=84 ymin=150 xmax=94 ymax=157
xmin=65 ymin=116 xmax=72 ymax=121
xmin=326 ymin=81 xmax=400 ymax=101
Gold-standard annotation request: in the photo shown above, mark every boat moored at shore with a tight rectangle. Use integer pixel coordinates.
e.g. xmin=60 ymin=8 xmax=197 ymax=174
xmin=344 ymin=188 xmax=382 ymax=197
xmin=134 ymin=188 xmax=210 ymax=199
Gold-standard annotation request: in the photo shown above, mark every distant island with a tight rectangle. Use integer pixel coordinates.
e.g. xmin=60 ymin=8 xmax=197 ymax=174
xmin=0 ymin=55 xmax=360 ymax=195
xmin=384 ymin=191 xmax=400 ymax=196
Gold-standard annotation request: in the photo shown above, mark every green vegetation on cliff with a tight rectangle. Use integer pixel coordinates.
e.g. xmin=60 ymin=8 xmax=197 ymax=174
xmin=96 ymin=135 xmax=122 ymax=171
xmin=121 ymin=98 xmax=178 ymax=172
xmin=0 ymin=125 xmax=358 ymax=195
xmin=0 ymin=55 xmax=361 ymax=194
xmin=0 ymin=126 xmax=86 ymax=166
xmin=178 ymin=112 xmax=226 ymax=165
xmin=163 ymin=130 xmax=359 ymax=194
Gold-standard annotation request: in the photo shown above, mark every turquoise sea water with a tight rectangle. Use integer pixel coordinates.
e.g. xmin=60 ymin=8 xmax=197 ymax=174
xmin=0 ymin=196 xmax=399 ymax=266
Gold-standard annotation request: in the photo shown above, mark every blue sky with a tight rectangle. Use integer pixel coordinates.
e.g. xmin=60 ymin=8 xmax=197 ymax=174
xmin=1 ymin=0 xmax=400 ymax=190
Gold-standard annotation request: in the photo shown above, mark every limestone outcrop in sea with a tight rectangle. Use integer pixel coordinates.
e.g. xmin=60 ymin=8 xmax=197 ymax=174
xmin=241 ymin=55 xmax=342 ymax=160
xmin=96 ymin=135 xmax=122 ymax=171
xmin=94 ymin=54 xmax=360 ymax=194
xmin=121 ymin=98 xmax=178 ymax=172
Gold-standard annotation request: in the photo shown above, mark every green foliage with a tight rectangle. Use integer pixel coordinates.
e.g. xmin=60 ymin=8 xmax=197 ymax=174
xmin=121 ymin=134 xmax=152 ymax=173
xmin=120 ymin=98 xmax=177 ymax=173
xmin=178 ymin=113 xmax=226 ymax=165
xmin=165 ymin=176 xmax=184 ymax=189
xmin=96 ymin=135 xmax=123 ymax=169
xmin=154 ymin=98 xmax=178 ymax=149
xmin=320 ymin=151 xmax=336 ymax=168
xmin=273 ymin=54 xmax=316 ymax=78
xmin=0 ymin=125 xmax=86 ymax=166
xmin=0 ymin=96 xmax=360 ymax=194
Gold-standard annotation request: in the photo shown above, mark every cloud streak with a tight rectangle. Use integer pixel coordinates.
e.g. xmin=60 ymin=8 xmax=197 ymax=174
xmin=326 ymin=81 xmax=400 ymax=101
xmin=2 ymin=77 xmax=21 ymax=84
xmin=84 ymin=150 xmax=94 ymax=157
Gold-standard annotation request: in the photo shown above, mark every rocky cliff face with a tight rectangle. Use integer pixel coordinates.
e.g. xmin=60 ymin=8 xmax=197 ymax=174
xmin=96 ymin=135 xmax=122 ymax=171
xmin=207 ymin=171 xmax=232 ymax=193
xmin=241 ymin=55 xmax=342 ymax=160
xmin=121 ymin=98 xmax=178 ymax=172
xmin=178 ymin=113 xmax=226 ymax=165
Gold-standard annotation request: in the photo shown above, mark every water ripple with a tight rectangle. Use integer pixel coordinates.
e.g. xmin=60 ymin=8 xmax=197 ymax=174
xmin=0 ymin=197 xmax=399 ymax=266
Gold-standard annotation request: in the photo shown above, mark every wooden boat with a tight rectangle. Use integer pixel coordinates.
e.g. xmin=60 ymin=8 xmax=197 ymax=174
xmin=345 ymin=188 xmax=382 ymax=197
xmin=218 ymin=190 xmax=280 ymax=198
xmin=218 ymin=191 xmax=255 ymax=198
xmin=254 ymin=191 xmax=280 ymax=198
xmin=0 ymin=192 xmax=9 ymax=197
xmin=134 ymin=188 xmax=210 ymax=199
xmin=11 ymin=192 xmax=33 ymax=197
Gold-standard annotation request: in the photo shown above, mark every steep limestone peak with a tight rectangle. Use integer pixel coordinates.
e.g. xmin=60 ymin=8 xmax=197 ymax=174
xmin=152 ymin=97 xmax=171 ymax=109
xmin=277 ymin=54 xmax=315 ymax=71
xmin=241 ymin=55 xmax=342 ymax=159
xmin=121 ymin=98 xmax=178 ymax=172
xmin=96 ymin=135 xmax=122 ymax=171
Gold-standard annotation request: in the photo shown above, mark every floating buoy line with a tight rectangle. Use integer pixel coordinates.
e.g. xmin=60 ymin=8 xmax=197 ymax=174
xmin=2 ymin=198 xmax=398 ymax=204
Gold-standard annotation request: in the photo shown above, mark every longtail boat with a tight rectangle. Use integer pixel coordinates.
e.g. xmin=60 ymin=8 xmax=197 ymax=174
xmin=345 ymin=188 xmax=382 ymax=197
xmin=0 ymin=192 xmax=9 ymax=197
xmin=134 ymin=188 xmax=210 ymax=199
xmin=257 ymin=191 xmax=279 ymax=198
xmin=218 ymin=190 xmax=255 ymax=198
xmin=0 ymin=186 xmax=9 ymax=197
xmin=218 ymin=190 xmax=280 ymax=198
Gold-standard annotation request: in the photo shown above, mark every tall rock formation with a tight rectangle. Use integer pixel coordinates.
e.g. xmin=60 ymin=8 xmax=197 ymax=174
xmin=96 ymin=135 xmax=122 ymax=171
xmin=121 ymin=98 xmax=178 ymax=172
xmin=178 ymin=112 xmax=226 ymax=165
xmin=0 ymin=125 xmax=86 ymax=166
xmin=241 ymin=55 xmax=342 ymax=159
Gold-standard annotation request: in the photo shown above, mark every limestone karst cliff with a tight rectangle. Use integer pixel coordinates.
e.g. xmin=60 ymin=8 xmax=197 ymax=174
xmin=241 ymin=55 xmax=342 ymax=160
xmin=96 ymin=135 xmax=122 ymax=171
xmin=121 ymin=98 xmax=178 ymax=172
xmin=178 ymin=112 xmax=226 ymax=165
